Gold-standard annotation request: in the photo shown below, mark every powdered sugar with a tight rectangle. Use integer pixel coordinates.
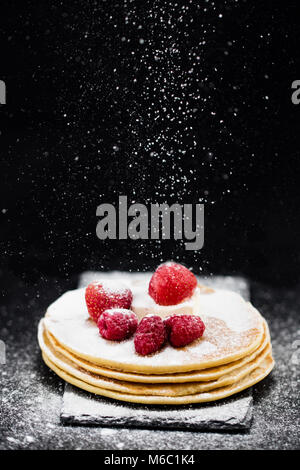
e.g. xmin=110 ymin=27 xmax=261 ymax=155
xmin=103 ymin=308 xmax=136 ymax=317
xmin=197 ymin=290 xmax=259 ymax=333
xmin=90 ymin=280 xmax=131 ymax=296
xmin=43 ymin=278 xmax=263 ymax=373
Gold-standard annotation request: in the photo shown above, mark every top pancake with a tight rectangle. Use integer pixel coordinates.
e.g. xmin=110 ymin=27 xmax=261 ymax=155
xmin=43 ymin=284 xmax=264 ymax=374
xmin=42 ymin=320 xmax=269 ymax=383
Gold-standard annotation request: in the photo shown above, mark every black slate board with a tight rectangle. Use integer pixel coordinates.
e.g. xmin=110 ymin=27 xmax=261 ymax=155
xmin=60 ymin=273 xmax=253 ymax=431
xmin=61 ymin=384 xmax=253 ymax=431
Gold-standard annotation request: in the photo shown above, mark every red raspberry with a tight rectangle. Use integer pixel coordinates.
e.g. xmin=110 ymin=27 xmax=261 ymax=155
xmin=164 ymin=315 xmax=205 ymax=348
xmin=98 ymin=309 xmax=138 ymax=341
xmin=85 ymin=281 xmax=133 ymax=322
xmin=149 ymin=262 xmax=197 ymax=306
xmin=134 ymin=315 xmax=167 ymax=356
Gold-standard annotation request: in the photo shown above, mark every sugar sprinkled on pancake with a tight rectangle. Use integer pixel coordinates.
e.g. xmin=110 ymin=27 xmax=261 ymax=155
xmin=44 ymin=285 xmax=264 ymax=374
xmin=42 ymin=319 xmax=270 ymax=383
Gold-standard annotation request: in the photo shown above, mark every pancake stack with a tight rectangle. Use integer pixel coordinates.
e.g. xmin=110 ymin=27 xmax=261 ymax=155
xmin=38 ymin=280 xmax=274 ymax=405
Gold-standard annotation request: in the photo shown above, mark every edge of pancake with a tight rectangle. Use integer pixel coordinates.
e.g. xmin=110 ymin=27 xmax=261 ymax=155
xmin=42 ymin=352 xmax=275 ymax=405
xmin=41 ymin=336 xmax=272 ymax=396
xmin=40 ymin=319 xmax=270 ymax=383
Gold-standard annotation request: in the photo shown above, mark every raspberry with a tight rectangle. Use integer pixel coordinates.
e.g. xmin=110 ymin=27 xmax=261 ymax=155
xmin=164 ymin=315 xmax=205 ymax=348
xmin=98 ymin=309 xmax=138 ymax=341
xmin=149 ymin=262 xmax=197 ymax=306
xmin=134 ymin=315 xmax=167 ymax=356
xmin=85 ymin=281 xmax=133 ymax=322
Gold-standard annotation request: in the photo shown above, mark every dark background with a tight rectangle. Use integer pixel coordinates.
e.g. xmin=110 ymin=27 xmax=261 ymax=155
xmin=1 ymin=0 xmax=300 ymax=290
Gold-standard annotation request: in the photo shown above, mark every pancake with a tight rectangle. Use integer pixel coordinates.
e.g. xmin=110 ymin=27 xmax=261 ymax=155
xmin=40 ymin=324 xmax=272 ymax=396
xmin=42 ymin=352 xmax=275 ymax=405
xmin=43 ymin=287 xmax=265 ymax=374
xmin=41 ymin=319 xmax=270 ymax=383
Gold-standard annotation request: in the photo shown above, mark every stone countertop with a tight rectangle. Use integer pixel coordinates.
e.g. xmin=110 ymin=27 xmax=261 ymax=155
xmin=0 ymin=273 xmax=299 ymax=450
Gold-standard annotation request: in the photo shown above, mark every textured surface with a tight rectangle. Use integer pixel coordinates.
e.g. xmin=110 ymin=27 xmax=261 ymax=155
xmin=61 ymin=384 xmax=253 ymax=430
xmin=1 ymin=273 xmax=299 ymax=449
